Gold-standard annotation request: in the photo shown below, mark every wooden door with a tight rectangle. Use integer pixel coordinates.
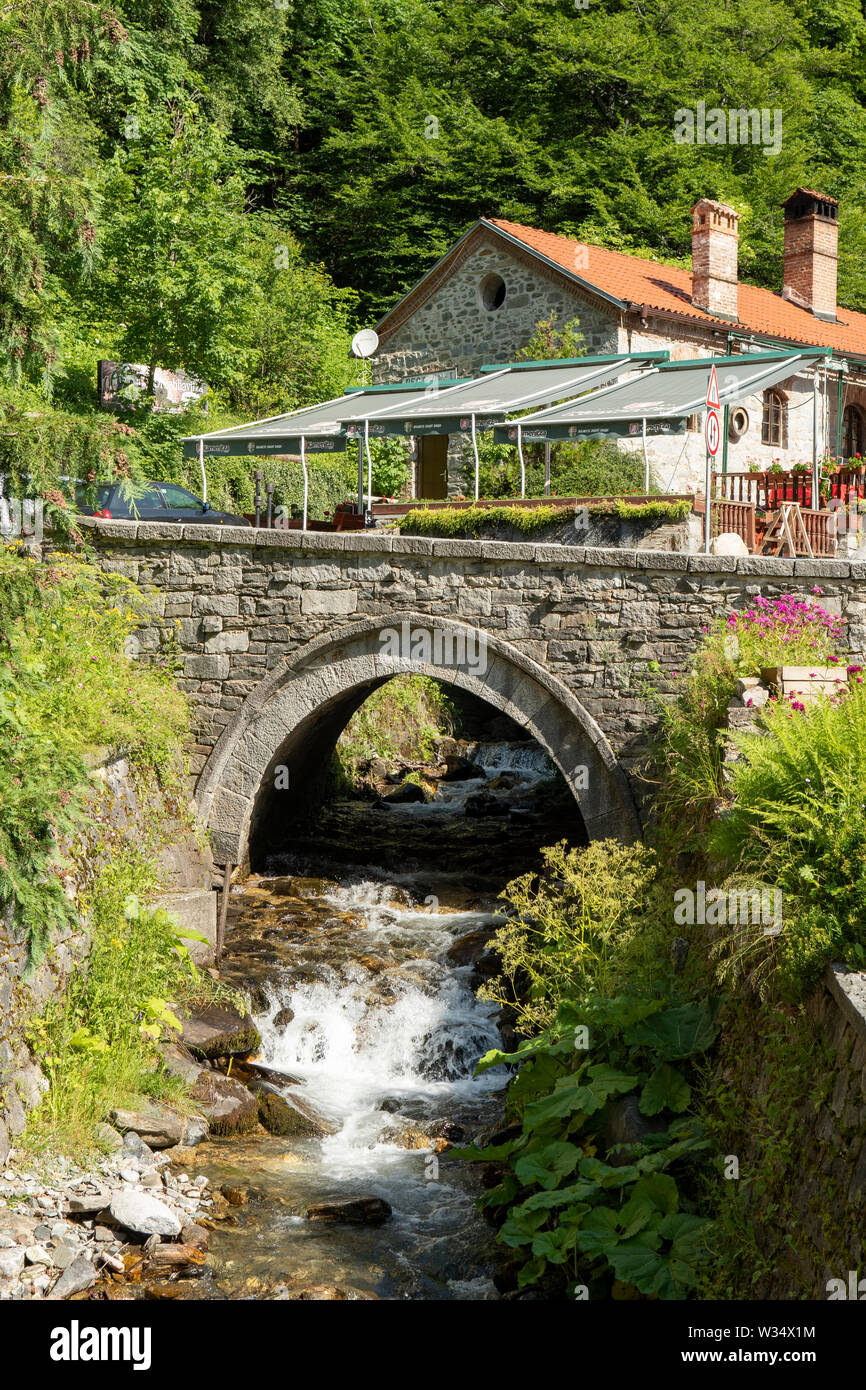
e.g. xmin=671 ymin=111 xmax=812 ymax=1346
xmin=417 ymin=435 xmax=448 ymax=499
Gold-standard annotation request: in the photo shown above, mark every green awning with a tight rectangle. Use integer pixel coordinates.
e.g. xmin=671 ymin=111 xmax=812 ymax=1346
xmin=180 ymin=378 xmax=470 ymax=458
xmin=340 ymin=353 xmax=669 ymax=438
xmin=492 ymin=351 xmax=829 ymax=443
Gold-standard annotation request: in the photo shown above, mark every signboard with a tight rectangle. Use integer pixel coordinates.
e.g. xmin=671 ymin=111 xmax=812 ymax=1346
xmin=705 ymin=410 xmax=721 ymax=456
xmin=491 ymin=419 xmax=686 ymax=445
xmin=181 ymin=434 xmax=344 ymax=458
xmin=706 ymin=364 xmax=721 ymax=410
xmin=98 ymin=361 xmax=208 ymax=414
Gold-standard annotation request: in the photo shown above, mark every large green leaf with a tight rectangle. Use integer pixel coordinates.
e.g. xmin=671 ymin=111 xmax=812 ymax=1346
xmin=513 ymin=1140 xmax=582 ymax=1190
xmin=639 ymin=1063 xmax=692 ymax=1116
xmin=624 ymin=1000 xmax=720 ymax=1060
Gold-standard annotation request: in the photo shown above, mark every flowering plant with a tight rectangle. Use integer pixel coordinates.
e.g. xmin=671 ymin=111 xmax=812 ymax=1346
xmin=725 ymin=592 xmax=844 ymax=670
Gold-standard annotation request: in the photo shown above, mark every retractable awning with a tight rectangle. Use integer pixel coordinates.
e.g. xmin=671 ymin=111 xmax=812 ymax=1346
xmin=492 ymin=351 xmax=829 ymax=443
xmin=180 ymin=378 xmax=470 ymax=529
xmin=341 ymin=352 xmax=669 ymax=439
xmin=180 ymin=379 xmax=470 ymax=459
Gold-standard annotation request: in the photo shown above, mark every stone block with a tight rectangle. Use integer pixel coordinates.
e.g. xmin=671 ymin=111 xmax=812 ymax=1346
xmin=300 ymin=590 xmax=358 ymax=615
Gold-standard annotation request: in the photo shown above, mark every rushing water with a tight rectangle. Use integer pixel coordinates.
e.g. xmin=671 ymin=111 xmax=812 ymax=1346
xmin=194 ymin=739 xmax=580 ymax=1300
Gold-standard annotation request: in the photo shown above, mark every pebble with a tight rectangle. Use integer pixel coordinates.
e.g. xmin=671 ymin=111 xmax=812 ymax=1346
xmin=24 ymin=1246 xmax=52 ymax=1266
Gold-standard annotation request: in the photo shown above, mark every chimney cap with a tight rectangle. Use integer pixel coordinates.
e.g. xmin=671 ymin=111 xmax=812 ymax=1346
xmin=691 ymin=197 xmax=738 ymax=218
xmin=783 ymin=187 xmax=839 ymax=219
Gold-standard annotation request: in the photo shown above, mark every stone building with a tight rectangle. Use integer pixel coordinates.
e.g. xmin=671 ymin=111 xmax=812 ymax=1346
xmin=371 ymin=189 xmax=866 ymax=497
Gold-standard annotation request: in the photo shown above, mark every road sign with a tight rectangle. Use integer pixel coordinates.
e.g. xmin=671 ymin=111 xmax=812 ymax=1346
xmin=706 ymin=409 xmax=720 ymax=456
xmin=706 ymin=363 xmax=721 ymax=410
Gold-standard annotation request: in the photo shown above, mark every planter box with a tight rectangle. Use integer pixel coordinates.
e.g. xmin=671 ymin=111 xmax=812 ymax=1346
xmin=761 ymin=665 xmax=848 ymax=705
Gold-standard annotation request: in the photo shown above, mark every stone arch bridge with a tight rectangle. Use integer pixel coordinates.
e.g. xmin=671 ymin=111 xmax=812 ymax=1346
xmin=82 ymin=519 xmax=866 ymax=870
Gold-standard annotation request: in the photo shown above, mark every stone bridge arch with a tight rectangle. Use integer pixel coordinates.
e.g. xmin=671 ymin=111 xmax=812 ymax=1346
xmin=195 ymin=612 xmax=642 ymax=869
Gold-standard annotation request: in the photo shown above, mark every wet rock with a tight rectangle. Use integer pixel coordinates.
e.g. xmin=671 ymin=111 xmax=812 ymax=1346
xmin=179 ymin=1002 xmax=261 ymax=1060
xmin=275 ymin=1091 xmax=337 ymax=1139
xmin=305 ymin=1196 xmax=392 ymax=1226
xmin=445 ymin=929 xmax=495 ymax=969
xmin=379 ymin=1122 xmax=436 ymax=1150
xmin=48 ymin=1254 xmax=97 ymax=1300
xmin=464 ymin=793 xmax=509 ymax=818
xmin=440 ymin=755 xmax=485 ymax=782
xmin=379 ymin=781 xmax=427 ymax=805
xmin=161 ymin=1047 xmax=258 ymax=1137
xmin=109 ymin=1191 xmax=183 ymax=1238
xmin=273 ymin=1007 xmax=295 ymax=1031
xmin=109 ymin=1102 xmax=186 ymax=1150
xmin=285 ymin=1284 xmax=379 ymax=1300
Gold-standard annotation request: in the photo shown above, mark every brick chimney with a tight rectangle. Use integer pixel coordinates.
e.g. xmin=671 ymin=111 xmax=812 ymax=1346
xmin=691 ymin=199 xmax=739 ymax=320
xmin=781 ymin=188 xmax=839 ymax=321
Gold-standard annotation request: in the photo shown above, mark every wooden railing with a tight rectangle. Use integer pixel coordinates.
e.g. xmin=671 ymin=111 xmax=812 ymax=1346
xmin=713 ymin=466 xmax=866 ymax=512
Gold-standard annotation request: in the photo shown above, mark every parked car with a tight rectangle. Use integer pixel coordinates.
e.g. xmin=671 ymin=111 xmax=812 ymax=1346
xmin=75 ymin=481 xmax=251 ymax=526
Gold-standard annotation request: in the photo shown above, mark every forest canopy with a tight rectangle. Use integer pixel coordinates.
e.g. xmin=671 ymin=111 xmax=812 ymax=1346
xmin=1 ymin=0 xmax=865 ymax=418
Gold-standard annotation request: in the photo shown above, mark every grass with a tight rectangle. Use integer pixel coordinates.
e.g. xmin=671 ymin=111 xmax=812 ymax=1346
xmin=332 ymin=674 xmax=456 ymax=785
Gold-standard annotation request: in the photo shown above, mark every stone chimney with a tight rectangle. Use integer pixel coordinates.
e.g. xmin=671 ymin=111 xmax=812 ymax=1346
xmin=691 ymin=199 xmax=739 ymax=320
xmin=781 ymin=188 xmax=839 ymax=321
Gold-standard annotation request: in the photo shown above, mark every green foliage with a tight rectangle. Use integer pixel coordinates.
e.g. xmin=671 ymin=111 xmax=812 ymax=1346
xmin=613 ymin=500 xmax=690 ymax=523
xmin=334 ymin=674 xmax=456 ymax=782
xmin=651 ymin=593 xmax=846 ymax=851
xmin=479 ymin=840 xmax=660 ymax=1032
xmin=25 ymin=856 xmax=228 ymax=1153
xmin=461 ymin=993 xmax=718 ymax=1298
xmin=400 ymin=503 xmax=572 ymax=538
xmin=0 ymin=545 xmax=187 ymax=960
xmin=708 ymin=679 xmax=866 ymax=999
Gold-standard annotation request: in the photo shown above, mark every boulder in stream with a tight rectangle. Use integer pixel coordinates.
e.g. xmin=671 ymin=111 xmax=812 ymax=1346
xmin=305 ymin=1196 xmax=392 ymax=1226
xmin=379 ymin=780 xmax=427 ymax=805
xmin=109 ymin=1101 xmax=186 ymax=1150
xmin=178 ymin=1002 xmax=261 ymax=1060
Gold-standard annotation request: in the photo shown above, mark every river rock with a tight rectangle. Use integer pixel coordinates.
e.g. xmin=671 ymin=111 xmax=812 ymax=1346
xmin=273 ymin=1007 xmax=295 ymax=1031
xmin=67 ymin=1188 xmax=111 ymax=1215
xmin=109 ymin=1101 xmax=186 ymax=1150
xmin=109 ymin=1191 xmax=183 ymax=1238
xmin=178 ymin=1002 xmax=261 ymax=1059
xmin=439 ymin=754 xmax=485 ymax=782
xmin=464 ymin=792 xmax=509 ymax=818
xmin=95 ymin=1123 xmax=125 ymax=1152
xmin=305 ymin=1196 xmax=392 ymax=1225
xmin=0 ymin=1246 xmax=25 ymax=1279
xmin=285 ymin=1284 xmax=379 ymax=1300
xmin=380 ymin=781 xmax=427 ymax=805
xmin=186 ymin=1069 xmax=258 ymax=1136
xmin=48 ymin=1254 xmax=97 ymax=1300
xmin=445 ymin=929 xmax=495 ymax=969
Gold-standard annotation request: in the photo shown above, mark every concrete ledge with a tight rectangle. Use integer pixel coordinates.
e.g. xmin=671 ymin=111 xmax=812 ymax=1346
xmin=300 ymin=531 xmax=351 ymax=550
xmin=132 ymin=522 xmax=184 ymax=541
xmin=688 ymin=554 xmax=738 ymax=573
xmin=485 ymin=541 xmax=546 ymax=562
xmin=824 ymin=964 xmax=866 ymax=1046
xmin=632 ymin=551 xmax=690 ymax=571
xmin=254 ymin=529 xmax=304 ymax=548
xmin=430 ymin=539 xmax=486 ymax=558
xmin=390 ymin=535 xmax=436 ymax=555
xmin=734 ymin=556 xmax=796 ymax=576
xmin=792 ymin=558 xmax=851 ymax=579
xmin=75 ymin=516 xmax=139 ymax=539
xmin=179 ymin=524 xmax=256 ymax=546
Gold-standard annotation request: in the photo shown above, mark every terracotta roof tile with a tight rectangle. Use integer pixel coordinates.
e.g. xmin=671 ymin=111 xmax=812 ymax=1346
xmin=486 ymin=217 xmax=866 ymax=359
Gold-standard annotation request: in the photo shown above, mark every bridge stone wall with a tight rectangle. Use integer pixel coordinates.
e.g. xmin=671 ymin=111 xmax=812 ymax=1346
xmin=78 ymin=519 xmax=866 ymax=863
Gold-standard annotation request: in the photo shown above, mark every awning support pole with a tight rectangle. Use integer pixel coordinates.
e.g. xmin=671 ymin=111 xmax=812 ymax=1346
xmin=704 ymin=412 xmax=711 ymax=555
xmin=471 ymin=414 xmax=480 ymax=501
xmin=812 ymin=373 xmax=820 ymax=512
xmin=544 ymin=442 xmax=551 ymax=497
xmin=641 ymin=418 xmax=649 ymax=493
xmin=357 ymin=437 xmax=364 ymax=515
xmin=517 ymin=425 xmax=526 ymax=499
xmin=198 ymin=438 xmax=207 ymax=504
xmin=365 ymin=418 xmax=372 ymax=516
xmin=301 ymin=436 xmax=308 ymax=532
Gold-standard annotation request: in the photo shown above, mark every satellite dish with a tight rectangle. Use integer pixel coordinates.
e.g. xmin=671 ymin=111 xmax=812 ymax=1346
xmin=351 ymin=328 xmax=380 ymax=358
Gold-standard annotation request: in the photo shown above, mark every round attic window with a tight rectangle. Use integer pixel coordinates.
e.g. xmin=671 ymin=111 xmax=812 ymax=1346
xmin=479 ymin=273 xmax=506 ymax=311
